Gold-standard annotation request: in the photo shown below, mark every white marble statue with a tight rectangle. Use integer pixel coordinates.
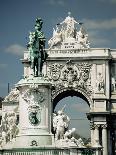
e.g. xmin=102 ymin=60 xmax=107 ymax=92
xmin=53 ymin=106 xmax=70 ymax=140
xmin=60 ymin=12 xmax=78 ymax=39
xmin=64 ymin=128 xmax=76 ymax=141
xmin=7 ymin=112 xmax=19 ymax=141
xmin=71 ymin=137 xmax=85 ymax=147
xmin=48 ymin=26 xmax=62 ymax=48
xmin=76 ymin=26 xmax=90 ymax=48
xmin=53 ymin=108 xmax=85 ymax=147
xmin=111 ymin=76 xmax=116 ymax=92
xmin=4 ymin=88 xmax=19 ymax=102
xmin=48 ymin=12 xmax=90 ymax=49
xmin=0 ymin=111 xmax=19 ymax=145
xmin=96 ymin=73 xmax=104 ymax=91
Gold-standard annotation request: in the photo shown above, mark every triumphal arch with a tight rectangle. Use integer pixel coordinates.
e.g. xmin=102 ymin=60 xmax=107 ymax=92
xmin=1 ymin=14 xmax=116 ymax=155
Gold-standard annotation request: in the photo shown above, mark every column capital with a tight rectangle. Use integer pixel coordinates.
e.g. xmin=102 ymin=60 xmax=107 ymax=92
xmin=90 ymin=124 xmax=95 ymax=130
xmin=101 ymin=124 xmax=107 ymax=129
xmin=94 ymin=124 xmax=100 ymax=129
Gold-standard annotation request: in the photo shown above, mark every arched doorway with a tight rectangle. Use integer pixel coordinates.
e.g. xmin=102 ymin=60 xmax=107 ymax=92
xmin=52 ymin=90 xmax=91 ymax=140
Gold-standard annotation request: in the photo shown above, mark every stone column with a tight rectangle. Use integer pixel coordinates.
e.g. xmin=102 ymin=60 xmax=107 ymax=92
xmin=102 ymin=124 xmax=108 ymax=155
xmin=94 ymin=124 xmax=100 ymax=146
xmin=90 ymin=124 xmax=94 ymax=146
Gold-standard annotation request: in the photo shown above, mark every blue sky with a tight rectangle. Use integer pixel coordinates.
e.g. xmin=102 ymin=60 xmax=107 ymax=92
xmin=0 ymin=0 xmax=116 ymax=138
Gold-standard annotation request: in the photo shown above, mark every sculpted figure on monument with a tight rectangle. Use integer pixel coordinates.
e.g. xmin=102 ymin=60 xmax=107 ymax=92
xmin=53 ymin=106 xmax=70 ymax=140
xmin=76 ymin=26 xmax=90 ymax=48
xmin=4 ymin=87 xmax=19 ymax=102
xmin=48 ymin=13 xmax=90 ymax=49
xmin=52 ymin=108 xmax=85 ymax=147
xmin=96 ymin=73 xmax=104 ymax=91
xmin=0 ymin=112 xmax=19 ymax=145
xmin=7 ymin=112 xmax=19 ymax=141
xmin=60 ymin=12 xmax=77 ymax=39
xmin=28 ymin=18 xmax=48 ymax=76
xmin=111 ymin=76 xmax=116 ymax=92
xmin=64 ymin=128 xmax=76 ymax=140
xmin=48 ymin=25 xmax=62 ymax=48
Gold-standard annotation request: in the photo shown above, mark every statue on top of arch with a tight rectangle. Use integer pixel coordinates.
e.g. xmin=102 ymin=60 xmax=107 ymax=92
xmin=48 ymin=12 xmax=90 ymax=49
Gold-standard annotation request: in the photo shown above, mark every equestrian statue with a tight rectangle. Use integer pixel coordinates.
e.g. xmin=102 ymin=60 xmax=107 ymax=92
xmin=27 ymin=18 xmax=48 ymax=77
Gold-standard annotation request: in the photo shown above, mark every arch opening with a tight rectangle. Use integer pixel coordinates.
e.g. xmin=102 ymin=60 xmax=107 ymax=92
xmin=52 ymin=90 xmax=91 ymax=139
xmin=53 ymin=90 xmax=90 ymax=110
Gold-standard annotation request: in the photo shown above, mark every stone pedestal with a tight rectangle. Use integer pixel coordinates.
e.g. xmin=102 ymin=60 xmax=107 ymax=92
xmin=14 ymin=76 xmax=53 ymax=148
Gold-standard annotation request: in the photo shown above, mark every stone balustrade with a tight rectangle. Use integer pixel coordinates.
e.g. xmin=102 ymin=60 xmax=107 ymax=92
xmin=0 ymin=147 xmax=102 ymax=155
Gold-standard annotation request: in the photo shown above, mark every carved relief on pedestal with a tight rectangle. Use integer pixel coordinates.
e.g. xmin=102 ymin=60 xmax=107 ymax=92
xmin=47 ymin=61 xmax=92 ymax=98
xmin=22 ymin=86 xmax=45 ymax=105
xmin=28 ymin=104 xmax=41 ymax=126
xmin=4 ymin=88 xmax=19 ymax=102
xmin=22 ymin=85 xmax=46 ymax=125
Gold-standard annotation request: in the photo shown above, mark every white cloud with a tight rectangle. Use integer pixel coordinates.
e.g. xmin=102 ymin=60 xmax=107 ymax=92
xmin=0 ymin=83 xmax=8 ymax=89
xmin=51 ymin=17 xmax=64 ymax=26
xmin=80 ymin=18 xmax=112 ymax=47
xmin=111 ymin=0 xmax=116 ymax=3
xmin=83 ymin=18 xmax=116 ymax=30
xmin=88 ymin=30 xmax=111 ymax=47
xmin=5 ymin=44 xmax=26 ymax=56
xmin=114 ymin=31 xmax=116 ymax=36
xmin=71 ymin=103 xmax=89 ymax=113
xmin=48 ymin=0 xmax=65 ymax=6
xmin=98 ymin=0 xmax=116 ymax=4
xmin=57 ymin=0 xmax=65 ymax=6
xmin=0 ymin=64 xmax=7 ymax=69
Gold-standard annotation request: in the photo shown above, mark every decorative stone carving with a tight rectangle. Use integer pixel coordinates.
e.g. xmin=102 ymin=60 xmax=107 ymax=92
xmin=60 ymin=12 xmax=78 ymax=39
xmin=22 ymin=87 xmax=45 ymax=105
xmin=96 ymin=73 xmax=104 ymax=92
xmin=53 ymin=106 xmax=85 ymax=147
xmin=0 ymin=111 xmax=19 ymax=145
xmin=53 ymin=107 xmax=70 ymax=140
xmin=28 ymin=104 xmax=41 ymax=125
xmin=101 ymin=124 xmax=107 ymax=129
xmin=64 ymin=128 xmax=76 ymax=140
xmin=48 ymin=12 xmax=90 ymax=49
xmin=22 ymin=87 xmax=45 ymax=125
xmin=94 ymin=124 xmax=100 ymax=129
xmin=48 ymin=25 xmax=62 ymax=48
xmin=90 ymin=124 xmax=95 ymax=130
xmin=76 ymin=27 xmax=90 ymax=48
xmin=111 ymin=76 xmax=116 ymax=92
xmin=4 ymin=88 xmax=19 ymax=102
xmin=48 ymin=63 xmax=63 ymax=81
xmin=71 ymin=137 xmax=85 ymax=147
xmin=47 ymin=61 xmax=92 ymax=98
